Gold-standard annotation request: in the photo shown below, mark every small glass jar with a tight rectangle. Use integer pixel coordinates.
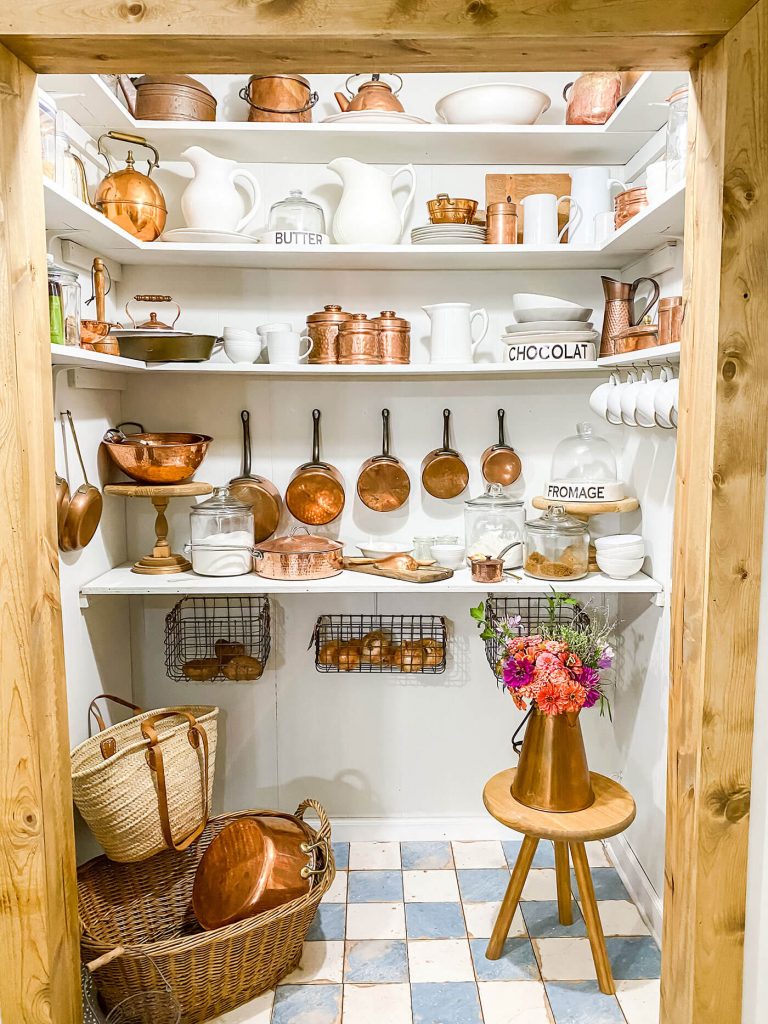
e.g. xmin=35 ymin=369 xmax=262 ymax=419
xmin=665 ymin=86 xmax=688 ymax=190
xmin=412 ymin=536 xmax=435 ymax=562
xmin=47 ymin=256 xmax=81 ymax=346
xmin=188 ymin=487 xmax=255 ymax=577
xmin=268 ymin=189 xmax=326 ymax=235
xmin=464 ymin=483 xmax=525 ymax=568
xmin=524 ymin=505 xmax=590 ymax=581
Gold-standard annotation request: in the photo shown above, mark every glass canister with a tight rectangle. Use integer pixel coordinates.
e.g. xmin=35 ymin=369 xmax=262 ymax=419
xmin=268 ymin=189 xmax=326 ymax=235
xmin=371 ymin=310 xmax=410 ymax=364
xmin=188 ymin=487 xmax=255 ymax=577
xmin=47 ymin=256 xmax=81 ymax=346
xmin=337 ymin=313 xmax=381 ymax=364
xmin=665 ymin=86 xmax=689 ymax=190
xmin=523 ymin=505 xmax=590 ymax=581
xmin=306 ymin=304 xmax=351 ymax=364
xmin=464 ymin=483 xmax=526 ymax=568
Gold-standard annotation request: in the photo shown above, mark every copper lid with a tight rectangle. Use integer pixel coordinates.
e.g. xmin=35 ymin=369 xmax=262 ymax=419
xmin=247 ymin=73 xmax=310 ymax=88
xmin=659 ymin=296 xmax=683 ymax=309
xmin=372 ymin=310 xmax=410 ymax=328
xmin=614 ymin=322 xmax=659 ymax=340
xmin=487 ymin=201 xmax=518 ymax=215
xmin=339 ymin=313 xmax=377 ymax=334
xmin=256 ymin=531 xmax=342 ymax=554
xmin=135 ymin=74 xmax=215 ymax=100
xmin=307 ymin=304 xmax=352 ymax=324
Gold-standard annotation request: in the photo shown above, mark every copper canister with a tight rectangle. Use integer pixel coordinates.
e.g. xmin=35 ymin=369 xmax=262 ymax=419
xmin=239 ymin=74 xmax=318 ymax=123
xmin=306 ymin=304 xmax=351 ymax=364
xmin=337 ymin=313 xmax=381 ymax=364
xmin=614 ymin=186 xmax=649 ymax=229
xmin=372 ymin=310 xmax=410 ymax=364
xmin=486 ymin=201 xmax=518 ymax=245
xmin=658 ymin=296 xmax=683 ymax=346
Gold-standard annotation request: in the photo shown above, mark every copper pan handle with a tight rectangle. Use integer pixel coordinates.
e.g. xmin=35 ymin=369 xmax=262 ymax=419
xmin=442 ymin=408 xmax=451 ymax=451
xmin=497 ymin=408 xmax=506 ymax=446
xmin=312 ymin=408 xmax=321 ymax=464
xmin=241 ymin=410 xmax=253 ymax=476
xmin=382 ymin=408 xmax=390 ymax=457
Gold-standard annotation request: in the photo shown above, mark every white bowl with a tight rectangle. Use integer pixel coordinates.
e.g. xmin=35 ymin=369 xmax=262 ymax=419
xmin=505 ymin=320 xmax=594 ymax=334
xmin=514 ymin=306 xmax=593 ymax=324
xmin=357 ymin=542 xmax=413 ymax=560
xmin=513 ymin=292 xmax=587 ymax=311
xmin=595 ymin=535 xmax=645 ymax=554
xmin=223 ymin=339 xmax=260 ymax=364
xmin=435 ymin=84 xmax=551 ymax=125
xmin=430 ymin=543 xmax=466 ymax=570
xmin=596 ymin=554 xmax=645 ymax=579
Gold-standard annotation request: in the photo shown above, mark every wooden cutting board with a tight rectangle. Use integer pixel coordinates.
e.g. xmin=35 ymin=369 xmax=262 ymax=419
xmin=343 ymin=558 xmax=453 ymax=584
xmin=486 ymin=173 xmax=573 ymax=243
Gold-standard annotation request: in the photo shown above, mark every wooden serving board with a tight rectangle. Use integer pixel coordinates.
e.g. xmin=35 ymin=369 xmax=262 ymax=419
xmin=486 ymin=173 xmax=572 ymax=243
xmin=343 ymin=558 xmax=453 ymax=584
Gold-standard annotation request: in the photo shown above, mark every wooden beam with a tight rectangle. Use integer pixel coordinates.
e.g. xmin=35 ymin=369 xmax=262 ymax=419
xmin=662 ymin=1 xmax=768 ymax=1022
xmin=0 ymin=43 xmax=81 ymax=1024
xmin=0 ymin=0 xmax=759 ymax=73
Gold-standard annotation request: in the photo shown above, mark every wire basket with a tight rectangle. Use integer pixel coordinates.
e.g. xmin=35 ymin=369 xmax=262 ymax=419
xmin=313 ymin=614 xmax=447 ymax=674
xmin=483 ymin=596 xmax=587 ymax=679
xmin=165 ymin=597 xmax=270 ymax=683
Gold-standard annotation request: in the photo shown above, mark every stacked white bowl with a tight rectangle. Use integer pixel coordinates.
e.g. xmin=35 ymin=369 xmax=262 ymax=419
xmin=595 ymin=535 xmax=646 ymax=579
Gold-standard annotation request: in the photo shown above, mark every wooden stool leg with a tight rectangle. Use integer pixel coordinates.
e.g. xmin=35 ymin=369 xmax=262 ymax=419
xmin=569 ymin=841 xmax=615 ymax=995
xmin=554 ymin=841 xmax=573 ymax=925
xmin=486 ymin=835 xmax=538 ymax=959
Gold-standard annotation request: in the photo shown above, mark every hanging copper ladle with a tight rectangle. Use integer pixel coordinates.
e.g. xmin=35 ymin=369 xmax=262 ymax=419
xmin=481 ymin=409 xmax=522 ymax=486
xmin=357 ymin=409 xmax=411 ymax=512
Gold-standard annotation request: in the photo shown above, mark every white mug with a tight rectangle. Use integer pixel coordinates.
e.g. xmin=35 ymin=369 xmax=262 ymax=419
xmin=646 ymin=159 xmax=668 ymax=205
xmin=620 ymin=367 xmax=653 ymax=426
xmin=589 ymin=372 xmax=621 ymax=420
xmin=607 ymin=369 xmax=636 ymax=424
xmin=266 ymin=330 xmax=313 ymax=364
xmin=636 ymin=366 xmax=673 ymax=427
xmin=655 ymin=375 xmax=679 ymax=428
xmin=594 ymin=211 xmax=616 ymax=246
xmin=569 ymin=168 xmax=625 ymax=244
xmin=520 ymin=193 xmax=581 ymax=245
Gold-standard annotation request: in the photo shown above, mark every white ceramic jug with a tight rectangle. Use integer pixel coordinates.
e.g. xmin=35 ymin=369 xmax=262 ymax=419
xmin=569 ymin=167 xmax=626 ymax=244
xmin=423 ymin=302 xmax=489 ymax=363
xmin=181 ymin=146 xmax=262 ymax=234
xmin=327 ymin=157 xmax=416 ymax=244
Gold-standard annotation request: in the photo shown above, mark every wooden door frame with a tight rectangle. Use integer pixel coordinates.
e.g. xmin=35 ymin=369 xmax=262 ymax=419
xmin=1 ymin=3 xmax=766 ymax=1021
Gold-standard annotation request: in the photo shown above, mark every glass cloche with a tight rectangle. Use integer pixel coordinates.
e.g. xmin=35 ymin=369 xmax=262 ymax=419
xmin=464 ymin=483 xmax=526 ymax=568
xmin=268 ymin=189 xmax=326 ymax=235
xmin=545 ymin=422 xmax=625 ymax=502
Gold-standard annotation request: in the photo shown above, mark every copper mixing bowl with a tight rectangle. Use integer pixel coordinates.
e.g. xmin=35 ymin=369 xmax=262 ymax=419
xmin=102 ymin=425 xmax=212 ymax=484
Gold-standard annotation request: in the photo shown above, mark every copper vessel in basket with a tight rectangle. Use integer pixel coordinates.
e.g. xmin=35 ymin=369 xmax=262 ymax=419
xmin=371 ymin=310 xmax=410 ymax=364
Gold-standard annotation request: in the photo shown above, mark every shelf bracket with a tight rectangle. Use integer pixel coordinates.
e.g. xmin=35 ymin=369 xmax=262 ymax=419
xmin=64 ymin=367 xmax=128 ymax=391
xmin=651 ymin=589 xmax=667 ymax=607
xmin=78 ymin=592 xmax=90 ymax=610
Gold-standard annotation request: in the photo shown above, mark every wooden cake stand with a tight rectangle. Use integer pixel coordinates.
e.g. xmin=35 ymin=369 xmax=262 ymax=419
xmin=532 ymin=496 xmax=640 ymax=572
xmin=105 ymin=482 xmax=213 ymax=574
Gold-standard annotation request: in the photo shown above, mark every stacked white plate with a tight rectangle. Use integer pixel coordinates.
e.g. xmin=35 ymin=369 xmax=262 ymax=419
xmin=411 ymin=224 xmax=486 ymax=246
xmin=322 ymin=110 xmax=429 ymax=125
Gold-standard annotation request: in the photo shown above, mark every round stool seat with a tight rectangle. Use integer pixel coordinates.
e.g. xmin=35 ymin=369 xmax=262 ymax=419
xmin=484 ymin=769 xmax=635 ymax=842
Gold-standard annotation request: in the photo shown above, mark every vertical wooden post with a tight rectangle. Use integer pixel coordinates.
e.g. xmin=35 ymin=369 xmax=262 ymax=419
xmin=663 ymin=2 xmax=768 ymax=1022
xmin=0 ymin=43 xmax=80 ymax=1023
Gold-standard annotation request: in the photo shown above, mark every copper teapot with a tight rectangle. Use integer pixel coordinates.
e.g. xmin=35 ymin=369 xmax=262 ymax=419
xmin=72 ymin=131 xmax=167 ymax=241
xmin=334 ymin=73 xmax=405 ymax=113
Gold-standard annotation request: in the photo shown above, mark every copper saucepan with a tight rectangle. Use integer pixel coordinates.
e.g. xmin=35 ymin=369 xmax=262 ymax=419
xmin=59 ymin=410 xmax=103 ymax=552
xmin=421 ymin=408 xmax=469 ymax=499
xmin=357 ymin=409 xmax=411 ymax=512
xmin=229 ymin=410 xmax=282 ymax=542
xmin=481 ymin=409 xmax=522 ymax=486
xmin=253 ymin=528 xmax=343 ymax=580
xmin=285 ymin=409 xmax=345 ymax=525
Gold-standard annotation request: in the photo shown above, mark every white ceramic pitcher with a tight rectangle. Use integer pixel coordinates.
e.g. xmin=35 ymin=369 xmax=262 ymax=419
xmin=569 ymin=167 xmax=626 ymax=244
xmin=423 ymin=302 xmax=489 ymax=363
xmin=181 ymin=146 xmax=262 ymax=234
xmin=327 ymin=157 xmax=416 ymax=244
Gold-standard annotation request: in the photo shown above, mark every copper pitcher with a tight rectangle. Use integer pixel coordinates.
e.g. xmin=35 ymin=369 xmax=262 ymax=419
xmin=600 ymin=276 xmax=660 ymax=357
xmin=334 ymin=73 xmax=405 ymax=113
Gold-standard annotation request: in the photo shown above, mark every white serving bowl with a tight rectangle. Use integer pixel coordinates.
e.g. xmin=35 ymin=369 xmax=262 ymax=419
xmin=223 ymin=339 xmax=261 ymax=364
xmin=514 ymin=306 xmax=593 ymax=324
xmin=596 ymin=554 xmax=645 ymax=579
xmin=435 ymin=84 xmax=551 ymax=125
xmin=513 ymin=292 xmax=587 ymax=310
xmin=430 ymin=543 xmax=466 ymax=570
xmin=505 ymin=320 xmax=594 ymax=334
xmin=595 ymin=535 xmax=645 ymax=555
xmin=357 ymin=542 xmax=413 ymax=560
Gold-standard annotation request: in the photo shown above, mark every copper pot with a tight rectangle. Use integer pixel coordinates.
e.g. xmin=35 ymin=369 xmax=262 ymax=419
xmin=481 ymin=409 xmax=522 ymax=486
xmin=119 ymin=74 xmax=217 ymax=121
xmin=470 ymin=556 xmax=504 ymax=584
xmin=614 ymin=186 xmax=649 ymax=229
xmin=563 ymin=72 xmax=622 ymax=126
xmin=192 ymin=813 xmax=319 ymax=929
xmin=427 ymin=193 xmax=478 ymax=225
xmin=421 ymin=409 xmax=469 ymax=499
xmin=102 ymin=421 xmax=212 ymax=484
xmin=613 ymin=317 xmax=659 ymax=353
xmin=335 ymin=73 xmax=404 ymax=113
xmin=239 ymin=74 xmax=318 ymax=123
xmin=253 ymin=528 xmax=343 ymax=580
xmin=306 ymin=304 xmax=351 ymax=364
xmin=337 ymin=313 xmax=380 ymax=365
xmin=229 ymin=410 xmax=282 ymax=543
xmin=371 ymin=310 xmax=410 ymax=364
xmin=285 ymin=409 xmax=345 ymax=525
xmin=357 ymin=409 xmax=411 ymax=512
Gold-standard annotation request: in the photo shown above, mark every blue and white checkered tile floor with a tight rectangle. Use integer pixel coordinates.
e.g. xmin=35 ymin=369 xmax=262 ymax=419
xmin=212 ymin=840 xmax=660 ymax=1024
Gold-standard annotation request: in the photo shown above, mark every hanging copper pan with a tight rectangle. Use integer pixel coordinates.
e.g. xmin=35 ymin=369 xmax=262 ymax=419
xmin=357 ymin=409 xmax=411 ymax=512
xmin=285 ymin=409 xmax=345 ymax=525
xmin=421 ymin=408 xmax=469 ymax=499
xmin=229 ymin=410 xmax=282 ymax=542
xmin=59 ymin=411 xmax=103 ymax=552
xmin=481 ymin=409 xmax=522 ymax=486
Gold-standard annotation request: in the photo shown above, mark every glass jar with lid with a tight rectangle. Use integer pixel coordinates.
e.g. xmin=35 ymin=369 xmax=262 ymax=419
xmin=523 ymin=505 xmax=589 ymax=581
xmin=665 ymin=86 xmax=688 ymax=190
xmin=188 ymin=487 xmax=255 ymax=577
xmin=546 ymin=422 xmax=625 ymax=503
xmin=268 ymin=189 xmax=326 ymax=236
xmin=464 ymin=483 xmax=526 ymax=568
xmin=47 ymin=255 xmax=81 ymax=346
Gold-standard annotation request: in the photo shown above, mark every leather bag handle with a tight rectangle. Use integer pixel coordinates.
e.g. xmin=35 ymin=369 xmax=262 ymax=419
xmin=88 ymin=693 xmax=144 ymax=760
xmin=140 ymin=711 xmax=210 ymax=852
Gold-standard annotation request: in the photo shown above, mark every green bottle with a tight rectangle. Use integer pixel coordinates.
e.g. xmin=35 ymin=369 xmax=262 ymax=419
xmin=49 ymin=278 xmax=64 ymax=345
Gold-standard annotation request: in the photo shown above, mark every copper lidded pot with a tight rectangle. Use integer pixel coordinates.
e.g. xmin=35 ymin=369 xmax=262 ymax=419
xmin=337 ymin=313 xmax=381 ymax=364
xmin=253 ymin=528 xmax=344 ymax=580
xmin=240 ymin=74 xmax=318 ymax=123
xmin=371 ymin=310 xmax=410 ymax=364
xmin=306 ymin=304 xmax=351 ymax=364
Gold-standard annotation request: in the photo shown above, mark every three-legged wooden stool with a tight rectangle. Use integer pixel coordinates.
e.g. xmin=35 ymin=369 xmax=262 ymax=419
xmin=483 ymin=768 xmax=636 ymax=995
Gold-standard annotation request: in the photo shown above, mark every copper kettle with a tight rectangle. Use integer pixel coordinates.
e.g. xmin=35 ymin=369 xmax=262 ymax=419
xmin=72 ymin=131 xmax=167 ymax=242
xmin=334 ymin=73 xmax=405 ymax=113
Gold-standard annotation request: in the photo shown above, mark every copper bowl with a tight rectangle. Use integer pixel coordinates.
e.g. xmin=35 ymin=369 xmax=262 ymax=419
xmin=102 ymin=423 xmax=212 ymax=484
xmin=192 ymin=813 xmax=316 ymax=930
xmin=427 ymin=193 xmax=478 ymax=224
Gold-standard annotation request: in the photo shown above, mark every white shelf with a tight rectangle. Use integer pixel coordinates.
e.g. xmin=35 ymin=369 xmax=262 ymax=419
xmin=43 ymin=72 xmax=681 ymax=166
xmin=81 ymin=565 xmax=663 ymax=597
xmin=43 ymin=178 xmax=684 ymax=272
xmin=598 ymin=342 xmax=681 ymax=368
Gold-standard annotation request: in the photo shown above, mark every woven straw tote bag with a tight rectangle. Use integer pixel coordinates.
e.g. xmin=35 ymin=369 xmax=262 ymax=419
xmin=71 ymin=694 xmax=218 ymax=862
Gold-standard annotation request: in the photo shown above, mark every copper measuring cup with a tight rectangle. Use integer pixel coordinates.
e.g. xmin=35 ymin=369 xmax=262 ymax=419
xmin=285 ymin=409 xmax=345 ymax=525
xmin=357 ymin=409 xmax=411 ymax=512
xmin=421 ymin=409 xmax=469 ymax=499
xmin=481 ymin=409 xmax=522 ymax=486
xmin=229 ymin=410 xmax=282 ymax=542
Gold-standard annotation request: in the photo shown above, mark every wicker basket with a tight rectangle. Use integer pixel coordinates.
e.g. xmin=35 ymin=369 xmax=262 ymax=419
xmin=71 ymin=695 xmax=218 ymax=863
xmin=79 ymin=801 xmax=334 ymax=1023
